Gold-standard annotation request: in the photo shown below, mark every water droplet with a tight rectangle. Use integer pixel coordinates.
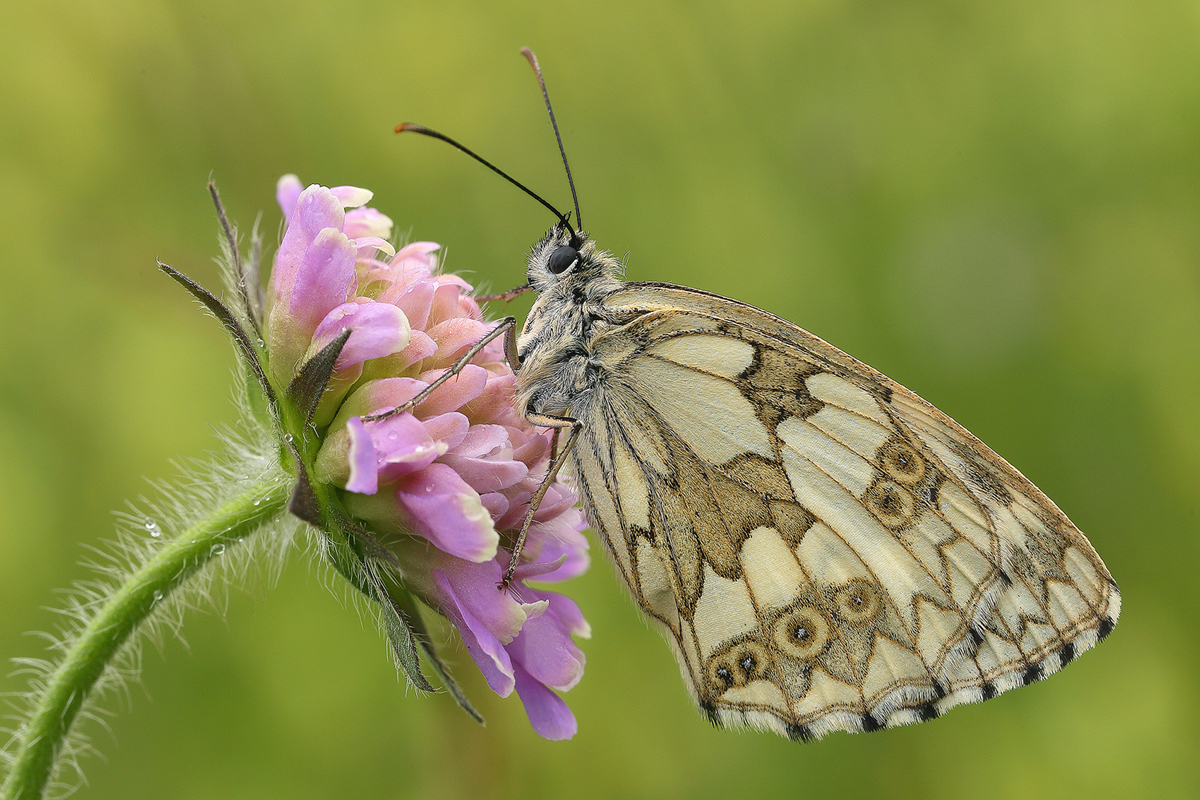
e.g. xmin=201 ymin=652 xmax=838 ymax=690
xmin=252 ymin=497 xmax=261 ymax=506
xmin=283 ymin=434 xmax=294 ymax=443
xmin=151 ymin=590 xmax=164 ymax=603
xmin=144 ymin=519 xmax=161 ymax=537
xmin=256 ymin=338 xmax=265 ymax=348
xmin=211 ymin=543 xmax=226 ymax=556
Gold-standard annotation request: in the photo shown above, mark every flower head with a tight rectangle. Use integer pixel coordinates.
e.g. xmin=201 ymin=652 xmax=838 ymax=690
xmin=265 ymin=175 xmax=589 ymax=739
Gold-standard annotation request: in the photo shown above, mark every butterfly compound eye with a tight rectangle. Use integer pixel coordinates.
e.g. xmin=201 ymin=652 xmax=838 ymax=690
xmin=548 ymin=245 xmax=579 ymax=275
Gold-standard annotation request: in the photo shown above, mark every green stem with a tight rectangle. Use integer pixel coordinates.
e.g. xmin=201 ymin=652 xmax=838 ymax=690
xmin=1 ymin=478 xmax=292 ymax=800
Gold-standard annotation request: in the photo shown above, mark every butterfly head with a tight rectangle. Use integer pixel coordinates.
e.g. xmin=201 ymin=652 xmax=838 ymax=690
xmin=526 ymin=223 xmax=618 ymax=295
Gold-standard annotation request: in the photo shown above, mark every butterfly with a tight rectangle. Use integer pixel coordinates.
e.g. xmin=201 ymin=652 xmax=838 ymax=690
xmin=399 ymin=49 xmax=1120 ymax=740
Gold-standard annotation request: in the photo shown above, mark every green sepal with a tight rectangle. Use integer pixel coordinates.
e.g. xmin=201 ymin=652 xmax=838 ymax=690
xmin=370 ymin=574 xmax=437 ymax=694
xmin=330 ymin=508 xmax=400 ymax=569
xmin=286 ymin=328 xmax=353 ymax=427
xmin=320 ymin=520 xmax=436 ymax=693
xmin=208 ymin=182 xmax=265 ymax=337
xmin=286 ymin=438 xmax=430 ymax=693
xmin=158 ymin=261 xmax=278 ymax=417
xmin=389 ymin=582 xmax=485 ymax=724
xmin=240 ymin=357 xmax=273 ymax=427
xmin=286 ymin=444 xmax=322 ymax=526
xmin=245 ymin=218 xmax=267 ymax=324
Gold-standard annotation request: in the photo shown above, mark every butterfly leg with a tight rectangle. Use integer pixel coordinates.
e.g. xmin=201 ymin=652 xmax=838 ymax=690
xmin=363 ymin=316 xmax=517 ymax=422
xmin=499 ymin=412 xmax=581 ymax=591
xmin=475 ymin=282 xmax=534 ymax=303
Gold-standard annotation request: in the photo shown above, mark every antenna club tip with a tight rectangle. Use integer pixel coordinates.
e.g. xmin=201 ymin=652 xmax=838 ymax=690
xmin=395 ymin=123 xmax=420 ymax=134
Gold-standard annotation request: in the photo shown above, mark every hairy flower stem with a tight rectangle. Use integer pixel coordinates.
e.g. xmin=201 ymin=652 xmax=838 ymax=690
xmin=1 ymin=478 xmax=291 ymax=800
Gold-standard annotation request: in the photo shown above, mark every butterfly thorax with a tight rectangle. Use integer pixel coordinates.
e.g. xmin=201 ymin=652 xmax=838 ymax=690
xmin=514 ymin=226 xmax=628 ymax=418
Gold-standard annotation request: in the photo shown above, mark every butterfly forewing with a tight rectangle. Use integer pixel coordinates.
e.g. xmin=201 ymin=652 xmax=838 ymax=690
xmin=540 ymin=277 xmax=1119 ymax=739
xmin=508 ymin=226 xmax=1117 ymax=739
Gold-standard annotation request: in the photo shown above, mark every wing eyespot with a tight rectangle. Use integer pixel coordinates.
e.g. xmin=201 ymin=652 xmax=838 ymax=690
xmin=862 ymin=478 xmax=917 ymax=529
xmin=832 ymin=578 xmax=883 ymax=624
xmin=877 ymin=436 xmax=927 ymax=486
xmin=705 ymin=637 xmax=772 ymax=693
xmin=771 ymin=605 xmax=832 ymax=661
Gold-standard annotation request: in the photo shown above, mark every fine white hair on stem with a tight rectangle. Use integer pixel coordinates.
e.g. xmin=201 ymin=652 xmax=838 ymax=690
xmin=0 ymin=386 xmax=297 ymax=799
xmin=0 ymin=227 xmax=300 ymax=797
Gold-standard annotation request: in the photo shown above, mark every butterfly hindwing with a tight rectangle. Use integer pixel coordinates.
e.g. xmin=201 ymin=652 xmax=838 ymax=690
xmin=563 ymin=282 xmax=1120 ymax=738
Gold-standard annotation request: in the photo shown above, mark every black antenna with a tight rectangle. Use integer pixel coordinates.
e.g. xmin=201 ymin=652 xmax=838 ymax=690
xmin=395 ymin=123 xmax=577 ymax=241
xmin=520 ymin=47 xmax=582 ymax=233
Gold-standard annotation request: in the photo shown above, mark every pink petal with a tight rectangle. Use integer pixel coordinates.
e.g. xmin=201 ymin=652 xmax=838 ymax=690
xmin=276 ymin=174 xmax=303 ymax=223
xmin=310 ymin=301 xmax=410 ymax=369
xmin=272 ymin=185 xmax=346 ymax=308
xmin=460 ymin=373 xmax=520 ymax=424
xmin=288 ymin=228 xmax=358 ymax=322
xmin=533 ymin=482 xmax=580 ymax=521
xmin=372 ymin=414 xmax=445 ymax=485
xmin=479 ymin=492 xmax=510 ymax=520
xmin=339 ymin=377 xmax=426 ymax=420
xmin=513 ymin=663 xmax=577 ymax=741
xmin=507 ymin=611 xmax=585 ymax=692
xmin=330 ymin=185 xmax=373 ymax=208
xmin=527 ymin=587 xmax=591 ymax=638
xmin=392 ymin=241 xmax=441 ymax=263
xmin=426 ymin=318 xmax=489 ymax=366
xmin=493 ymin=491 xmax=533 ymax=531
xmin=449 ymin=424 xmax=510 ymax=458
xmin=413 ymin=364 xmax=489 ymax=417
xmin=434 ymin=557 xmax=532 ymax=643
xmin=395 ymin=464 xmax=498 ymax=562
xmin=522 ymin=522 xmax=590 ymax=583
xmin=345 ymin=417 xmax=379 ymax=494
xmin=437 ymin=272 xmax=473 ymax=291
xmin=387 ymin=261 xmax=434 ymax=293
xmin=432 ymin=570 xmax=514 ymax=696
xmin=511 ymin=434 xmax=551 ymax=467
xmin=267 ymin=223 xmax=359 ymax=380
xmin=319 ymin=299 xmax=412 ymax=369
xmin=392 ymin=330 xmax=438 ymax=372
xmin=512 ymin=554 xmax=569 ymax=582
xmin=352 ymin=236 xmax=396 ymax=258
xmin=344 ymin=206 xmax=393 ymax=239
xmin=457 ymin=293 xmax=484 ymax=321
xmin=428 ymin=281 xmax=465 ymax=326
xmin=420 ymin=412 xmax=471 ymax=450
xmin=381 ymin=277 xmax=437 ymax=328
xmin=439 ymin=452 xmax=528 ymax=494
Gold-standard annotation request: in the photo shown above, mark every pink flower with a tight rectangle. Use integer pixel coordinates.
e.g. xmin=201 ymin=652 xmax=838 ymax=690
xmin=392 ymin=537 xmax=588 ymax=740
xmin=270 ymin=176 xmax=590 ymax=738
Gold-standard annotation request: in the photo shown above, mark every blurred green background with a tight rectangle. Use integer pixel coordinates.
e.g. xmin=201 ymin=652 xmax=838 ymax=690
xmin=2 ymin=0 xmax=1197 ymax=798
